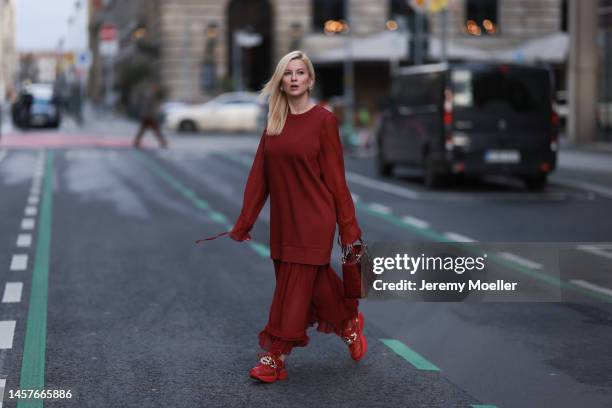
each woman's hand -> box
[230,231,251,242]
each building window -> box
[312,0,345,32]
[465,0,498,36]
[560,0,568,32]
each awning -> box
[492,33,569,63]
[308,31,568,65]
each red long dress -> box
[231,104,362,355]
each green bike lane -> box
[9,148,479,407]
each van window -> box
[393,71,444,106]
[452,68,549,114]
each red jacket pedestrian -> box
[226,51,368,383]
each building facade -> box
[89,0,568,107]
[0,0,17,101]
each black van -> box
[376,63,558,190]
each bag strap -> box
[195,231,230,244]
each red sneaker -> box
[249,353,288,383]
[342,312,367,362]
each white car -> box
[165,92,264,133]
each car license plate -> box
[31,115,46,125]
[484,150,520,163]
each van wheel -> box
[377,137,394,176]
[524,174,547,191]
[377,153,394,177]
[424,155,444,188]
[179,120,197,133]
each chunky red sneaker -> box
[249,353,288,383]
[342,312,367,361]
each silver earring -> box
[280,86,283,92]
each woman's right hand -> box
[230,231,251,242]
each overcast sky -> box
[16,0,89,52]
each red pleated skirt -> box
[259,260,359,355]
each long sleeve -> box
[318,113,362,246]
[230,131,269,241]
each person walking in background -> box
[198,50,367,383]
[132,81,168,148]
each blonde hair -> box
[259,50,316,135]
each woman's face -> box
[281,59,313,97]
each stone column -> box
[568,0,598,143]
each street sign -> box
[99,23,119,57]
[76,51,92,69]
[99,23,117,41]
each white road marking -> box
[25,206,38,216]
[401,215,430,229]
[367,203,392,214]
[21,218,35,230]
[443,232,477,242]
[346,172,420,200]
[27,196,39,205]
[577,244,612,261]
[0,321,16,349]
[570,279,612,298]
[552,178,612,200]
[498,252,543,270]
[0,378,5,407]
[10,255,28,271]
[351,193,360,202]
[16,234,32,248]
[2,282,23,303]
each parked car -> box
[377,63,558,190]
[11,83,61,129]
[165,92,263,133]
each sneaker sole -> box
[353,313,367,362]
[250,369,288,383]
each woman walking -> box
[228,50,367,383]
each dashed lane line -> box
[16,234,32,248]
[366,203,392,214]
[9,255,28,271]
[27,196,39,205]
[443,232,477,243]
[577,244,612,261]
[2,282,23,303]
[0,321,16,349]
[569,279,612,298]
[497,252,543,270]
[0,378,5,408]
[401,215,429,229]
[346,171,421,200]
[25,206,38,217]
[20,218,35,230]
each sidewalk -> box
[552,136,612,198]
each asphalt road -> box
[0,119,611,408]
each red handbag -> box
[340,238,370,299]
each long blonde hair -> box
[260,50,316,136]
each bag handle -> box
[195,231,230,244]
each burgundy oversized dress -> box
[230,104,362,355]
